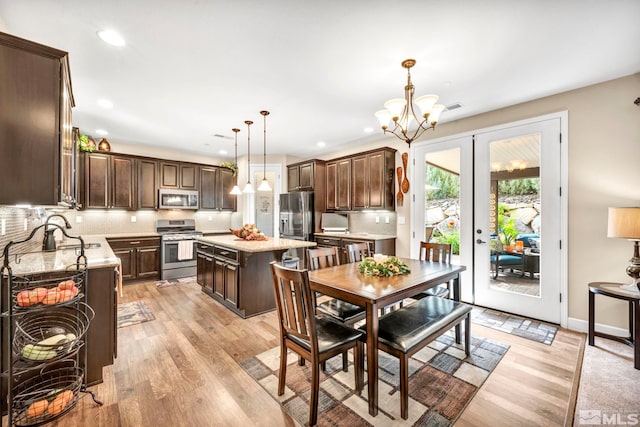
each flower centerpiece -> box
[230,224,267,241]
[358,254,410,277]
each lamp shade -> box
[607,207,640,239]
[384,98,406,119]
[375,110,392,128]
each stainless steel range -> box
[157,219,203,280]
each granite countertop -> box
[314,232,397,240]
[102,232,160,239]
[3,236,119,276]
[197,235,316,253]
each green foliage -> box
[497,204,519,245]
[77,134,95,152]
[218,161,238,176]
[425,165,459,200]
[433,231,460,255]
[498,178,539,196]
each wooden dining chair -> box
[344,242,371,263]
[412,242,453,299]
[306,247,366,371]
[270,261,364,427]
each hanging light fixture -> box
[229,128,242,195]
[242,120,255,194]
[374,58,445,146]
[257,110,272,192]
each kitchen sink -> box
[58,242,102,250]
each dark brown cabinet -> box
[0,32,76,206]
[351,149,396,210]
[200,166,236,211]
[287,160,324,191]
[161,162,198,190]
[84,266,118,386]
[326,158,352,211]
[198,243,239,308]
[107,237,160,283]
[80,153,135,210]
[137,159,158,209]
[196,243,214,294]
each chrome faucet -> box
[42,214,72,251]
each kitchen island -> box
[196,235,316,318]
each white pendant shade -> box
[415,94,439,116]
[429,104,446,124]
[230,185,242,195]
[243,182,255,194]
[383,98,406,119]
[374,110,392,128]
[258,178,272,192]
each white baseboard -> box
[568,317,630,337]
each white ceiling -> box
[1,1,639,160]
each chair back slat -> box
[344,242,371,263]
[270,262,317,347]
[306,247,341,271]
[419,242,452,264]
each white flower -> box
[373,254,389,264]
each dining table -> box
[308,257,467,417]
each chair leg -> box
[309,362,320,427]
[298,356,305,366]
[342,350,349,372]
[354,342,364,394]
[278,345,287,396]
[400,354,409,420]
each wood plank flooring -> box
[7,279,584,427]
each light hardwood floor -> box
[27,279,583,427]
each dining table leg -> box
[366,302,379,416]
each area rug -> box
[155,276,197,288]
[573,337,640,426]
[117,300,155,328]
[240,331,509,426]
[471,307,557,345]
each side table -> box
[523,252,540,279]
[588,282,640,369]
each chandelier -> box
[375,59,445,146]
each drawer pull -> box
[130,241,141,244]
[219,251,229,256]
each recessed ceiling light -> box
[95,129,108,136]
[97,99,113,108]
[97,30,126,47]
[364,127,373,133]
[219,150,228,155]
[317,141,326,147]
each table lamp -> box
[607,207,640,292]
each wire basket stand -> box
[1,223,103,426]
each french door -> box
[412,113,566,324]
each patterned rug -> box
[471,307,557,345]
[240,331,509,426]
[117,300,155,328]
[155,276,198,288]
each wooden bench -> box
[372,296,472,419]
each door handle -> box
[476,239,487,244]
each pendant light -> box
[242,120,255,194]
[257,110,272,192]
[229,128,242,195]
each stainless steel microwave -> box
[158,189,199,209]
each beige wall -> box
[396,73,640,328]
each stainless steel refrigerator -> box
[279,191,314,241]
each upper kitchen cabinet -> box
[0,32,76,206]
[137,159,158,209]
[351,148,396,210]
[326,158,351,211]
[200,166,236,211]
[79,152,135,210]
[160,161,198,190]
[287,160,325,192]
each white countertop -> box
[197,235,316,253]
[3,236,119,276]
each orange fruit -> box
[29,288,48,304]
[58,289,75,302]
[17,290,31,307]
[42,289,59,305]
[27,399,48,417]
[57,280,76,291]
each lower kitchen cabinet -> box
[107,237,160,283]
[84,266,118,386]
[196,241,285,318]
